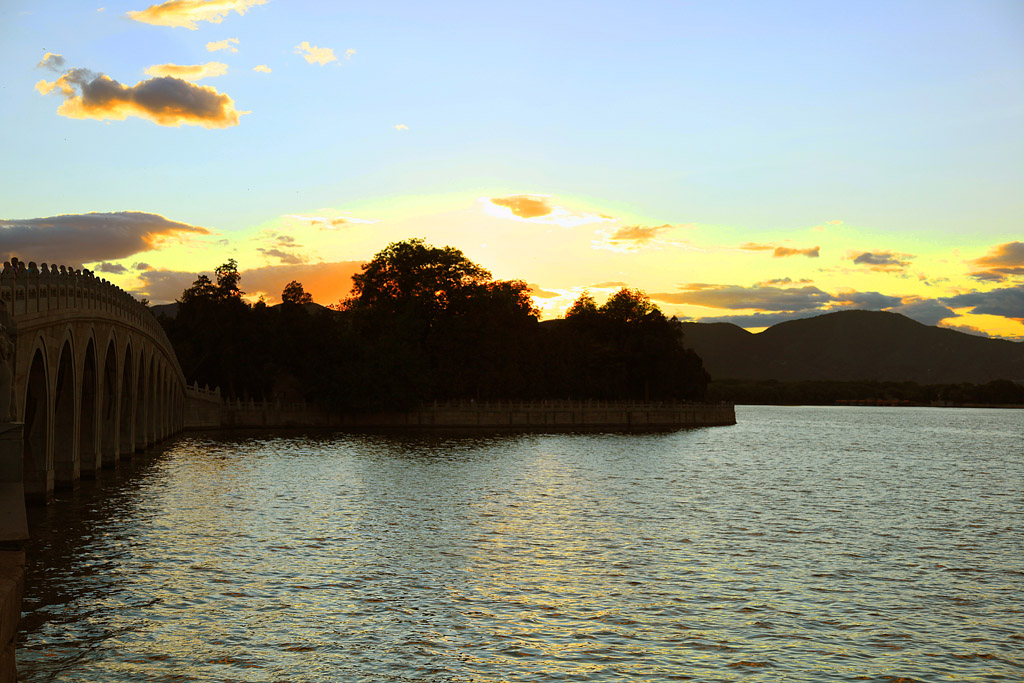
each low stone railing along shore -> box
[184,395,737,430]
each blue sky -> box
[2,0,1022,336]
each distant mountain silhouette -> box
[682,310,1024,384]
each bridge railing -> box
[1,257,167,344]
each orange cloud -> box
[969,241,1024,282]
[144,61,227,81]
[485,195,612,228]
[295,42,337,65]
[490,195,553,218]
[36,64,246,128]
[0,211,210,265]
[127,0,267,29]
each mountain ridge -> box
[682,309,1024,385]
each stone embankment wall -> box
[185,398,736,430]
[0,424,26,683]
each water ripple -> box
[18,407,1024,682]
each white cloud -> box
[295,41,337,65]
[206,38,239,53]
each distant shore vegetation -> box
[708,378,1024,407]
[159,238,710,409]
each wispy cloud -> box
[257,247,307,265]
[651,284,833,311]
[94,262,128,274]
[253,64,271,73]
[592,224,693,253]
[282,213,377,230]
[1,211,210,265]
[740,242,820,258]
[295,42,337,65]
[145,61,227,81]
[527,284,560,299]
[127,0,267,29]
[36,53,66,71]
[345,48,357,60]
[206,38,239,53]
[968,241,1024,282]
[394,123,408,131]
[850,250,914,272]
[35,58,246,128]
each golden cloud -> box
[127,0,267,29]
[345,48,357,60]
[490,195,552,218]
[295,41,337,65]
[968,241,1024,282]
[253,64,272,73]
[36,65,246,128]
[1,211,210,265]
[206,38,239,52]
[394,124,409,131]
[485,195,611,228]
[145,61,228,81]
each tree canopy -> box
[157,241,710,409]
[282,280,313,305]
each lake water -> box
[17,406,1024,682]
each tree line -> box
[158,239,710,409]
[707,378,1024,406]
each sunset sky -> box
[2,0,1022,338]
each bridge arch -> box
[100,336,118,468]
[79,336,99,479]
[53,337,77,489]
[22,344,49,497]
[1,259,188,501]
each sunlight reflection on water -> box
[18,406,1024,682]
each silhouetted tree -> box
[215,259,243,300]
[282,280,313,305]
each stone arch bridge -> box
[1,258,186,501]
